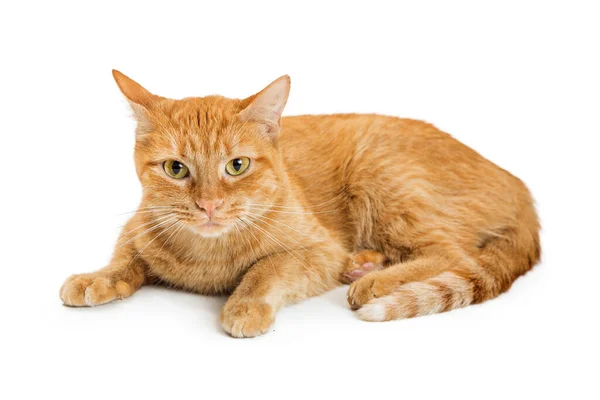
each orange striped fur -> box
[59,71,541,336]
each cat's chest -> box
[146,242,255,295]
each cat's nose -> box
[196,199,223,219]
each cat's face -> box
[113,71,290,238]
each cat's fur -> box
[59,71,541,337]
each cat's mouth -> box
[190,218,233,237]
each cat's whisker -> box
[241,217,324,282]
[246,203,317,210]
[240,217,301,255]
[137,210,194,217]
[136,207,178,211]
[235,219,281,279]
[244,211,317,240]
[242,213,324,268]
[250,190,347,211]
[115,210,193,230]
[127,218,181,270]
[117,206,177,216]
[117,213,176,238]
[246,207,340,215]
[239,217,298,265]
[129,210,176,216]
[137,205,176,210]
[239,217,320,281]
[115,216,178,251]
[118,212,170,230]
[151,220,186,266]
[119,211,183,221]
[257,186,346,207]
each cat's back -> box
[282,113,407,143]
[280,113,419,169]
[280,113,495,176]
[279,113,528,211]
[281,113,456,153]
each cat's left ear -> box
[238,75,291,140]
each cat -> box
[59,70,541,337]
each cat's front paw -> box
[60,273,134,307]
[220,299,275,338]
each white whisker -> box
[247,207,339,215]
[151,220,186,265]
[239,217,320,281]
[115,216,178,251]
[127,219,181,269]
[244,211,317,240]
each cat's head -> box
[113,70,291,238]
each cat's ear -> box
[238,75,291,140]
[112,69,160,135]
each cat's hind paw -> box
[341,250,387,283]
[60,273,134,307]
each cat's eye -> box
[163,160,189,179]
[225,157,251,176]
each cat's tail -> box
[356,268,494,321]
[356,221,541,322]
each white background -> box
[1,1,599,399]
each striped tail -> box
[356,223,541,322]
[357,271,476,321]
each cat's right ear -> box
[112,69,159,135]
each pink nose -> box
[196,199,223,219]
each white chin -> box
[191,222,230,237]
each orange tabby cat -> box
[59,70,541,337]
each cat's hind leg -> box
[340,250,388,283]
[347,228,539,321]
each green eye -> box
[163,160,189,179]
[225,157,250,176]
